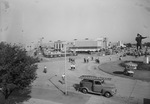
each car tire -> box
[82,88,88,94]
[104,92,111,98]
[130,73,133,77]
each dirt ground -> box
[5,54,150,104]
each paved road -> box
[20,54,150,104]
[85,55,150,104]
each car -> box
[124,62,137,77]
[78,75,117,98]
[124,69,134,77]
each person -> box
[43,65,47,73]
[91,56,93,61]
[109,57,111,61]
[134,50,138,58]
[135,33,147,50]
[71,63,75,70]
[69,58,71,62]
[84,58,86,63]
[87,57,89,63]
[58,73,65,84]
[62,74,65,82]
[119,56,122,60]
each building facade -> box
[70,37,108,52]
[54,40,66,51]
[109,41,126,48]
[35,37,108,53]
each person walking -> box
[61,73,65,84]
[71,63,75,70]
[43,65,47,73]
[135,33,147,50]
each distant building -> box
[54,40,66,51]
[34,37,108,53]
[42,42,54,48]
[70,37,108,52]
[109,41,126,48]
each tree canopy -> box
[0,42,38,99]
[143,42,150,47]
[124,43,132,48]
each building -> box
[108,41,126,48]
[34,37,108,53]
[70,38,108,52]
[42,42,54,49]
[53,40,65,51]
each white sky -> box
[0,0,150,45]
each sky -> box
[0,0,150,46]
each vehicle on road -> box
[123,67,134,77]
[124,62,137,77]
[78,75,117,98]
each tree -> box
[124,43,132,48]
[0,42,38,100]
[143,42,150,47]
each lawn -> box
[99,60,150,82]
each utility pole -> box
[64,44,68,95]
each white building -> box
[34,37,108,53]
[54,40,66,51]
[70,37,108,52]
[109,41,126,48]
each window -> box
[95,81,101,85]
[88,80,93,83]
[83,79,93,83]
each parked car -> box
[124,68,134,77]
[124,62,137,77]
[78,75,117,98]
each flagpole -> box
[64,44,67,95]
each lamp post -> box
[64,44,67,95]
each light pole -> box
[64,44,67,95]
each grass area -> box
[119,61,150,71]
[100,60,150,82]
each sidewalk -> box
[23,98,62,104]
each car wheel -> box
[104,92,111,98]
[130,73,133,77]
[82,88,88,94]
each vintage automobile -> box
[124,62,137,77]
[78,75,117,98]
[123,67,134,76]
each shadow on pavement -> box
[73,84,80,91]
[48,79,65,94]
[73,84,102,96]
[113,71,124,74]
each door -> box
[93,80,103,92]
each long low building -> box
[34,37,108,54]
[70,38,108,52]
